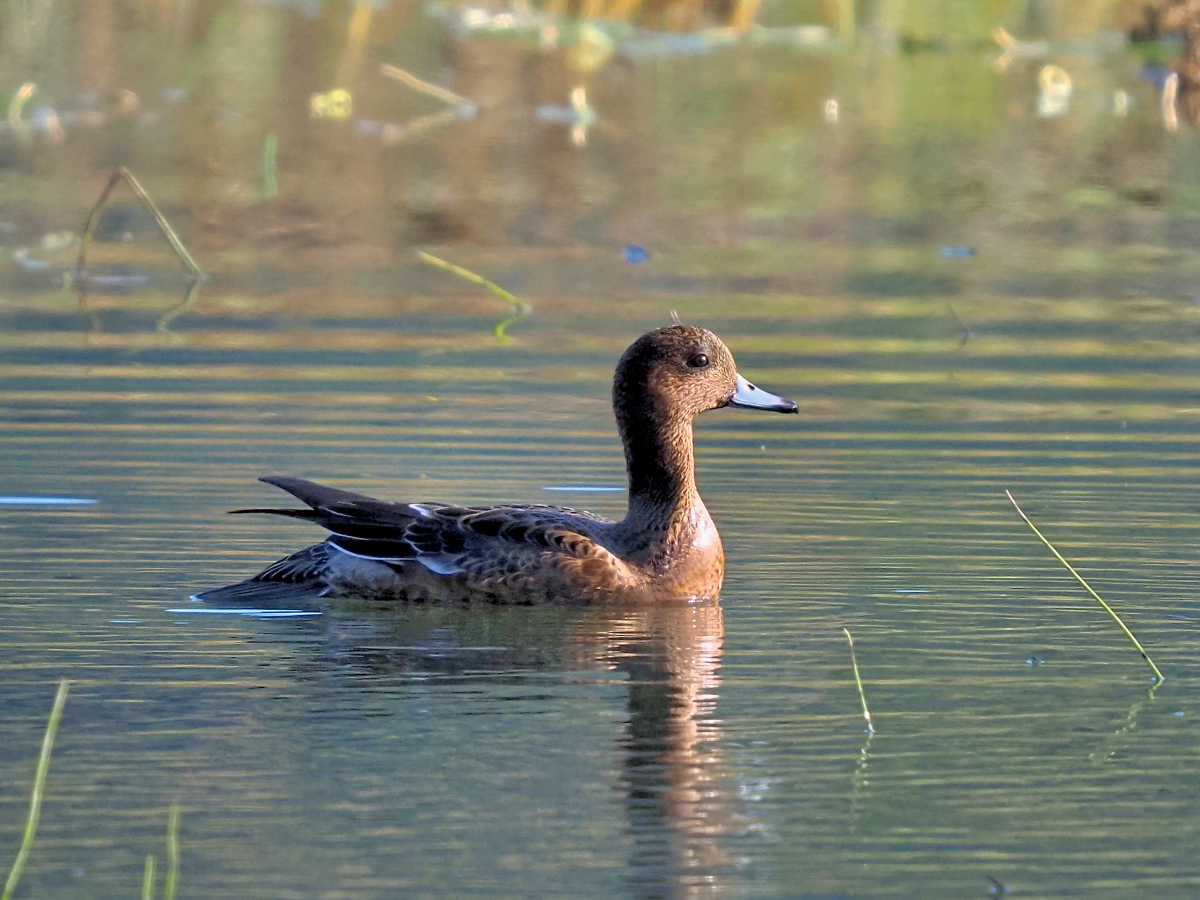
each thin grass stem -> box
[141,854,156,900]
[842,628,874,734]
[3,679,70,900]
[163,802,180,900]
[262,133,278,199]
[77,167,203,279]
[380,63,473,108]
[1005,490,1164,684]
[418,250,531,343]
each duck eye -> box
[687,353,710,369]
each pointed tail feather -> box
[190,579,326,607]
[229,507,321,520]
[192,544,330,606]
[258,475,379,510]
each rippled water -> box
[4,4,1200,899]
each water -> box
[4,4,1200,898]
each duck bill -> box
[728,373,799,414]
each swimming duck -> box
[197,326,797,605]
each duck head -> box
[613,325,798,423]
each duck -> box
[196,325,797,605]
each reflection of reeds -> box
[418,250,532,343]
[156,279,203,338]
[2,679,69,900]
[1005,491,1164,685]
[77,167,203,279]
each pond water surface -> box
[3,4,1200,899]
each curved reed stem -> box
[1005,490,1163,685]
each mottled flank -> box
[197,326,796,604]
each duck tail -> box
[257,475,378,510]
[191,544,331,606]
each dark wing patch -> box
[255,543,330,583]
[234,478,618,569]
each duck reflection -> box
[316,598,735,898]
[584,601,733,900]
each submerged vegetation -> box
[2,682,182,900]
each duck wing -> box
[236,476,617,571]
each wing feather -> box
[234,477,617,570]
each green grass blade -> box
[1005,490,1164,685]
[842,628,875,734]
[141,854,156,900]
[417,250,531,344]
[163,803,180,900]
[3,679,70,900]
[262,133,278,199]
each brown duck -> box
[197,326,797,605]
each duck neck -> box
[618,406,702,531]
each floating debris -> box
[7,81,36,139]
[568,21,616,72]
[618,27,739,59]
[11,247,52,273]
[992,26,1050,71]
[380,62,476,112]
[1163,71,1180,133]
[822,98,839,124]
[427,1,553,38]
[535,86,596,146]
[1036,65,1072,118]
[937,246,975,259]
[623,244,649,264]
[374,63,478,146]
[76,271,152,293]
[13,231,78,276]
[310,88,353,120]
